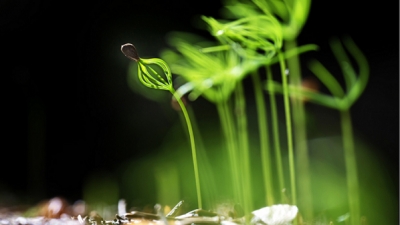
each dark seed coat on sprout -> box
[121,43,140,62]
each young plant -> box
[121,43,203,209]
[162,39,264,216]
[121,0,369,224]
[265,36,369,225]
[159,0,318,220]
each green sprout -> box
[203,2,315,216]
[121,43,203,209]
[161,39,261,216]
[253,0,313,218]
[121,44,173,91]
[160,0,317,218]
[120,0,372,224]
[266,36,369,225]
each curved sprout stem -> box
[171,89,202,209]
[121,44,202,209]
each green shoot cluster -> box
[121,0,369,224]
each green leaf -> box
[137,58,173,91]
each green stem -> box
[178,105,218,209]
[216,97,242,204]
[340,109,360,225]
[265,65,286,203]
[171,90,202,209]
[278,51,296,205]
[285,40,313,220]
[234,82,253,216]
[251,71,274,206]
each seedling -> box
[121,0,371,224]
[121,43,203,209]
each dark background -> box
[1,0,398,214]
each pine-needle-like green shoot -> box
[121,43,203,209]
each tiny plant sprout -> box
[120,0,372,222]
[121,43,173,91]
[121,43,202,209]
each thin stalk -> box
[278,51,296,205]
[234,82,253,217]
[177,104,218,209]
[265,65,286,203]
[216,96,242,204]
[340,109,360,225]
[251,71,274,206]
[171,90,202,209]
[285,40,313,220]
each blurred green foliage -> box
[119,0,397,224]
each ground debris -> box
[0,199,245,225]
[1,199,299,225]
[0,215,81,225]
